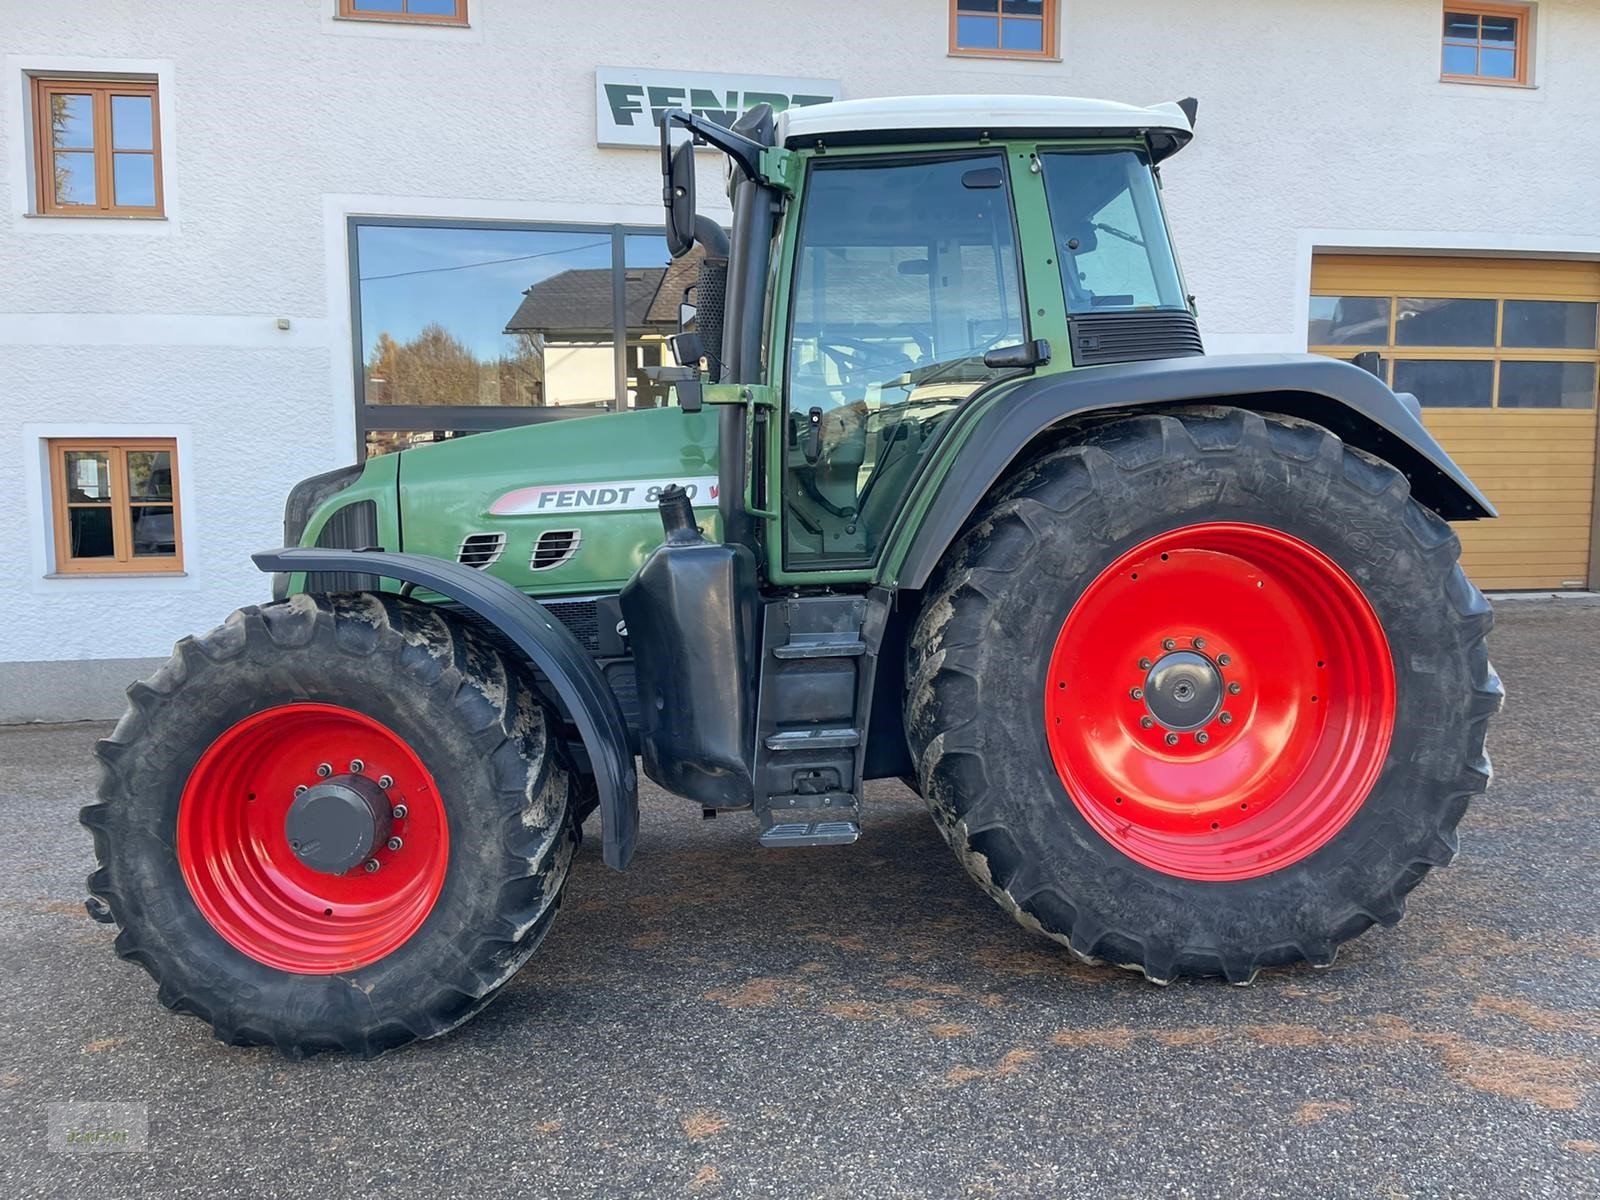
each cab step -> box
[758,793,862,847]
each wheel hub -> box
[284,773,393,876]
[1143,650,1222,731]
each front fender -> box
[889,353,1496,590]
[252,547,639,870]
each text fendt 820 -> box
[82,95,1505,1057]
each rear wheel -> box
[82,592,577,1056]
[906,408,1503,982]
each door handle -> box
[804,406,824,464]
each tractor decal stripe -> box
[489,477,720,517]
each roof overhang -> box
[776,95,1196,161]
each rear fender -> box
[252,547,639,869]
[892,353,1496,590]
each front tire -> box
[81,592,577,1057]
[906,408,1503,983]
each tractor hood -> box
[393,406,720,597]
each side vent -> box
[457,531,506,569]
[1068,310,1204,366]
[530,529,581,571]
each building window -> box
[48,439,183,574]
[337,0,469,25]
[1442,4,1532,85]
[1309,294,1598,410]
[349,218,705,458]
[950,0,1057,58]
[31,77,162,217]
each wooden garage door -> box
[1310,255,1600,590]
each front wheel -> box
[82,592,577,1057]
[906,408,1504,983]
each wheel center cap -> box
[284,774,392,876]
[1144,650,1223,732]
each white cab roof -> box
[776,95,1195,160]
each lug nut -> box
[1163,639,1176,651]
[350,759,364,774]
[316,763,332,778]
[1228,682,1242,695]
[1193,637,1206,650]
[1196,731,1210,745]
[378,774,394,790]
[1130,687,1144,700]
[1220,712,1234,725]
[386,836,403,852]
[1140,716,1154,729]
[391,804,408,820]
[364,859,380,873]
[1218,654,1231,667]
[1165,733,1179,746]
[294,784,307,796]
[1139,658,1152,670]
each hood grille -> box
[531,529,581,571]
[458,532,506,569]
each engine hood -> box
[395,406,721,596]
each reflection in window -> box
[622,235,707,409]
[1393,360,1494,407]
[1499,362,1598,410]
[1308,296,1392,346]
[1394,298,1496,346]
[1502,301,1599,350]
[356,223,614,412]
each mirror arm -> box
[658,109,766,182]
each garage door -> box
[1310,255,1600,590]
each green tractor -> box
[82,95,1504,1057]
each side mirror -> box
[667,331,705,368]
[664,139,697,259]
[678,301,697,332]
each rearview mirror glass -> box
[666,139,697,259]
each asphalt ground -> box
[1,601,1597,1199]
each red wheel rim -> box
[1044,522,1395,881]
[177,703,448,973]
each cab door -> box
[768,150,1030,580]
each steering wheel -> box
[817,334,927,392]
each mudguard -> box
[893,353,1497,590]
[252,547,639,870]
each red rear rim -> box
[1044,522,1395,882]
[177,703,448,973]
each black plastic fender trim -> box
[895,353,1497,591]
[252,547,639,870]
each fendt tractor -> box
[82,95,1504,1057]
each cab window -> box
[783,153,1025,567]
[1040,149,1186,313]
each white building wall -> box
[2,0,1598,717]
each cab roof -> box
[775,94,1196,161]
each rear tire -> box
[81,592,577,1057]
[906,408,1503,983]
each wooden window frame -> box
[1440,3,1534,87]
[949,0,1058,60]
[31,76,163,218]
[48,438,184,575]
[337,0,469,26]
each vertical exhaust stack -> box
[619,487,760,809]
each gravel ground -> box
[1,601,1597,1199]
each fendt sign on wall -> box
[595,67,841,148]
